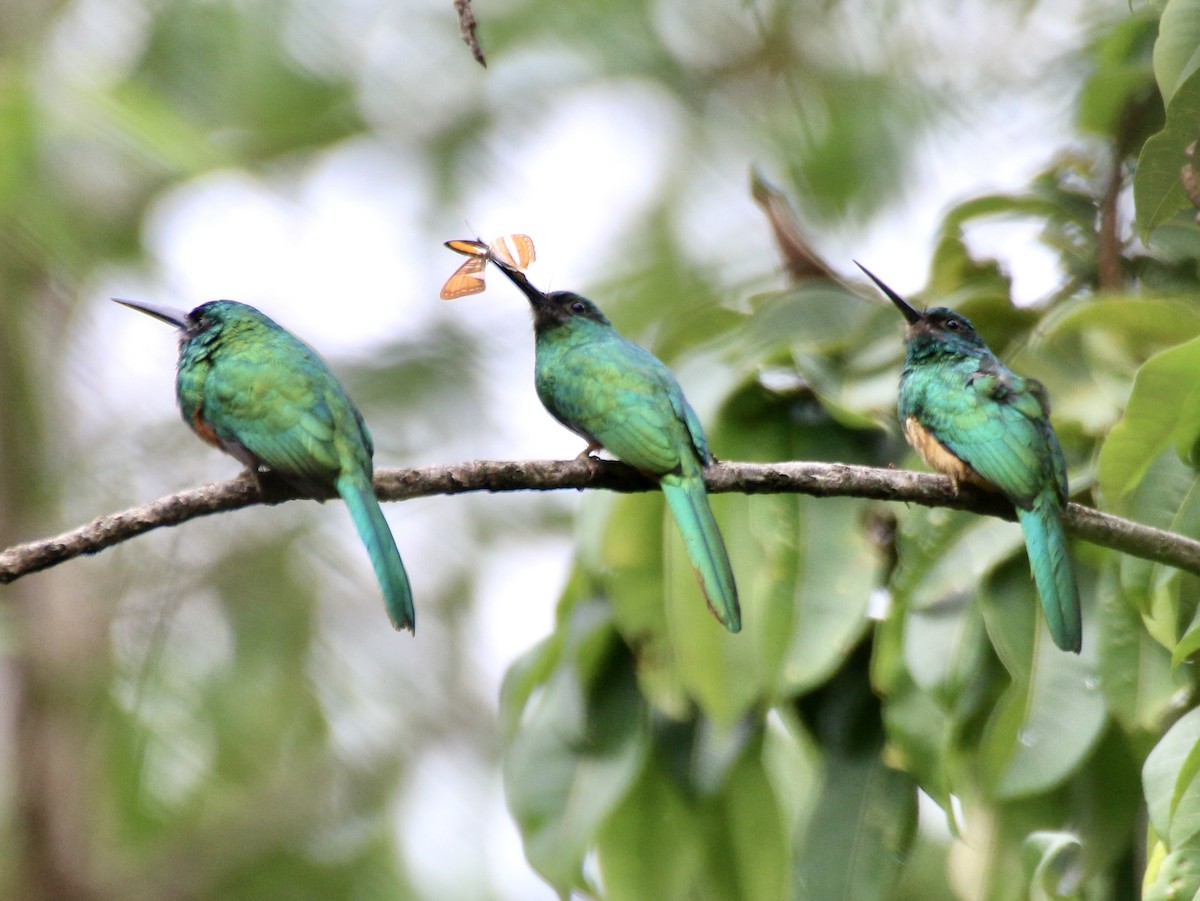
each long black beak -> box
[854,262,923,324]
[112,298,190,329]
[489,255,554,310]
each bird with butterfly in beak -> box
[484,255,741,633]
[857,264,1081,653]
[113,298,415,632]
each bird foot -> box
[575,444,603,461]
[251,468,298,505]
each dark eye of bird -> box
[945,319,961,331]
[570,301,587,314]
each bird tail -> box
[338,471,415,632]
[1016,492,1080,653]
[660,469,741,633]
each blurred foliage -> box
[7,0,1200,899]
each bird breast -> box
[903,417,996,493]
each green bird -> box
[114,298,415,632]
[858,264,1081,652]
[488,258,740,632]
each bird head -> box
[854,262,987,353]
[489,257,611,331]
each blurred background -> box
[0,0,1178,898]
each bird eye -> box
[570,301,587,314]
[945,319,961,330]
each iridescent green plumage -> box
[491,262,740,632]
[114,298,415,632]
[860,265,1081,653]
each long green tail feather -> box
[1016,492,1080,653]
[660,470,741,632]
[338,471,415,632]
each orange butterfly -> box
[439,250,488,299]
[440,234,535,299]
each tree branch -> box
[2,458,1197,584]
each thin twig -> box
[1,459,1197,583]
[453,0,486,67]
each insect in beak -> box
[440,234,536,299]
[439,251,488,299]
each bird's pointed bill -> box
[855,262,923,324]
[490,254,555,310]
[112,297,190,329]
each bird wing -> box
[202,347,348,484]
[677,393,712,464]
[541,336,697,476]
[917,358,1064,508]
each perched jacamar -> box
[487,258,741,632]
[858,265,1082,653]
[113,298,415,632]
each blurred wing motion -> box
[440,234,535,299]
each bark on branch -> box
[1,458,1196,584]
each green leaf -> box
[901,600,987,697]
[1022,831,1083,901]
[1009,295,1200,443]
[1039,296,1200,358]
[1096,562,1181,736]
[1154,0,1200,105]
[739,283,878,357]
[721,744,790,901]
[597,489,687,712]
[775,495,876,691]
[892,506,1025,617]
[1144,846,1200,901]
[1115,450,1200,649]
[498,604,572,740]
[658,489,787,723]
[1173,602,1200,666]
[597,736,788,901]
[501,602,650,893]
[595,758,702,900]
[1077,8,1157,136]
[793,753,917,900]
[979,658,1105,802]
[761,705,820,840]
[1144,706,1200,844]
[1097,335,1200,503]
[978,563,1107,800]
[1134,65,1200,239]
[1072,729,1149,881]
[1171,740,1200,847]
[877,672,955,809]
